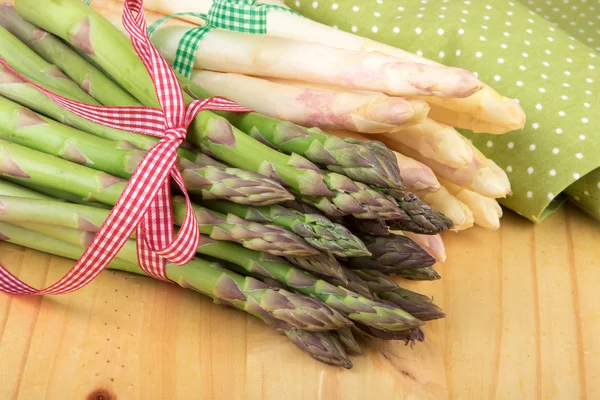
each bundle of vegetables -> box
[0,0,455,368]
[106,0,522,235]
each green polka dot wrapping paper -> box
[285,0,600,223]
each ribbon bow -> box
[0,0,250,295]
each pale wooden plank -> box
[494,212,540,400]
[566,207,600,400]
[441,224,503,399]
[534,209,584,400]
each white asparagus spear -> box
[267,78,431,131]
[325,129,441,193]
[415,187,474,232]
[422,101,524,135]
[438,179,503,230]
[375,119,473,168]
[150,25,483,98]
[125,0,524,134]
[388,142,511,198]
[396,231,447,263]
[189,70,419,133]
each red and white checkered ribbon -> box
[0,0,251,295]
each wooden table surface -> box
[0,205,599,400]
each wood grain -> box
[0,205,599,400]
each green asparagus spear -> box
[314,269,373,300]
[284,329,352,368]
[345,234,436,273]
[179,75,402,189]
[397,267,441,281]
[384,189,454,234]
[377,288,446,321]
[0,176,111,209]
[351,270,400,293]
[0,4,138,106]
[354,324,425,344]
[0,25,98,104]
[0,140,317,256]
[199,200,369,257]
[0,178,53,200]
[341,216,390,237]
[333,326,364,356]
[284,252,348,283]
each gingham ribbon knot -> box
[165,127,187,141]
[0,0,251,296]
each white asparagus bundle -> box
[128,0,525,134]
[385,140,511,198]
[189,70,424,133]
[399,231,447,263]
[150,25,483,98]
[325,129,441,193]
[439,179,503,230]
[376,119,473,168]
[415,187,474,232]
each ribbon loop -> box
[0,0,251,296]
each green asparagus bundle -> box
[0,185,437,336]
[0,140,317,257]
[13,214,423,334]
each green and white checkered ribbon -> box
[150,0,300,77]
[147,12,212,77]
[206,0,297,35]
